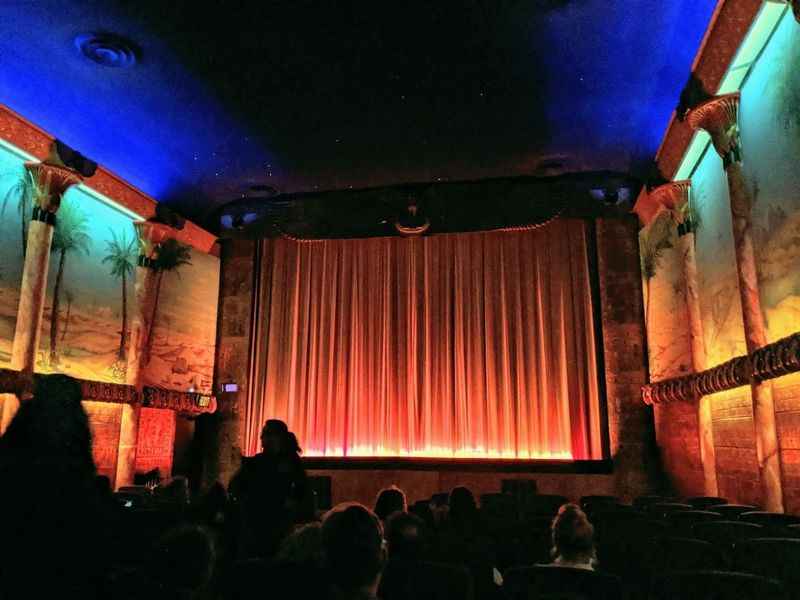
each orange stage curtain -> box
[244,219,604,460]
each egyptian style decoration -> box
[126,221,176,389]
[643,332,800,405]
[686,89,783,512]
[687,93,741,168]
[0,156,84,432]
[642,354,752,405]
[0,367,215,415]
[25,161,83,216]
[751,331,800,381]
[643,179,717,494]
[647,181,692,224]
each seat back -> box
[733,537,800,595]
[580,496,618,509]
[691,521,765,550]
[665,510,722,537]
[648,537,726,573]
[521,494,570,518]
[504,565,621,600]
[480,492,514,517]
[707,504,758,519]
[503,479,538,498]
[649,569,784,600]
[595,514,665,544]
[594,516,665,576]
[686,496,727,510]
[647,502,693,520]
[633,495,674,511]
[226,560,331,600]
[738,511,800,535]
[380,560,474,600]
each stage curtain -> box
[244,219,604,460]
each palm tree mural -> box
[48,198,91,365]
[60,289,74,343]
[1,168,48,260]
[102,229,137,361]
[144,237,192,365]
[640,211,675,330]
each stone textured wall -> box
[775,375,800,514]
[199,238,256,489]
[595,217,662,498]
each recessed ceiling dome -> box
[74,32,140,68]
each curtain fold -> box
[244,219,604,460]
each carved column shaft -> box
[728,162,783,511]
[688,93,783,512]
[681,231,718,496]
[115,221,175,489]
[1,162,81,433]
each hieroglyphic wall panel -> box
[134,407,176,478]
[83,400,122,486]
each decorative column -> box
[648,180,718,496]
[114,221,175,488]
[0,161,82,432]
[688,92,783,512]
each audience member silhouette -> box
[229,419,308,558]
[432,486,500,599]
[323,503,386,600]
[277,522,325,567]
[375,485,408,522]
[385,511,427,562]
[549,503,596,570]
[0,374,110,598]
[147,525,217,600]
[197,481,228,526]
[449,486,479,528]
[381,511,476,600]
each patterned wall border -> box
[642,331,800,404]
[0,367,216,415]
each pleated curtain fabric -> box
[244,219,603,460]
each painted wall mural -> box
[739,14,800,344]
[0,113,219,485]
[141,247,220,396]
[691,148,747,368]
[1,170,222,396]
[0,142,29,368]
[643,9,800,511]
[35,186,137,383]
[639,212,692,381]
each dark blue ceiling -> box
[0,1,717,224]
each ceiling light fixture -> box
[74,32,140,68]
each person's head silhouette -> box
[260,419,289,455]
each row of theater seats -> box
[108,484,800,599]
[500,494,800,599]
[404,491,800,599]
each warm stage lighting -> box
[302,446,573,460]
